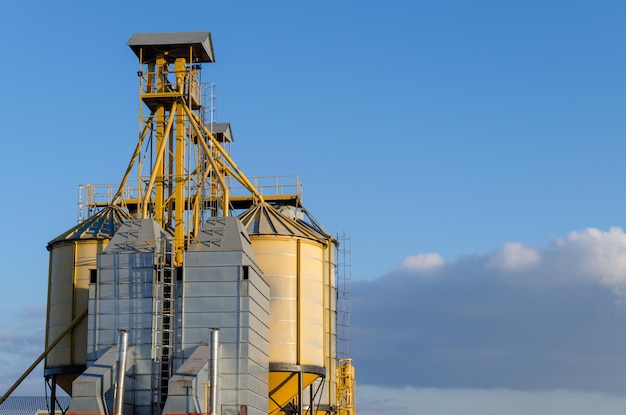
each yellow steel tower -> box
[113,32,263,265]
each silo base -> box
[269,363,325,414]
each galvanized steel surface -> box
[209,329,219,415]
[91,219,170,415]
[183,217,270,415]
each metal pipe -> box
[297,371,303,415]
[113,330,129,415]
[49,375,57,415]
[209,328,220,415]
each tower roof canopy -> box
[127,31,215,62]
[209,122,234,143]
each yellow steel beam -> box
[112,113,155,205]
[186,109,264,203]
[183,104,230,215]
[141,102,176,219]
[191,154,214,238]
[174,96,186,264]
[154,55,168,224]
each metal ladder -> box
[152,238,175,412]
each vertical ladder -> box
[152,238,175,412]
[337,232,352,358]
[336,233,355,415]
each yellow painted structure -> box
[255,236,325,366]
[44,206,131,394]
[336,359,356,415]
[46,239,101,394]
[239,203,340,414]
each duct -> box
[66,347,116,415]
[113,331,129,415]
[161,345,209,415]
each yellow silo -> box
[44,206,131,394]
[239,202,336,414]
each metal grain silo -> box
[44,206,132,394]
[18,30,357,415]
[238,202,335,414]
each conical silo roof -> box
[47,205,133,249]
[238,202,328,242]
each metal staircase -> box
[336,359,356,415]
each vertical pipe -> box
[113,330,129,415]
[296,240,301,365]
[71,242,78,366]
[297,372,303,415]
[209,328,220,415]
[49,376,57,415]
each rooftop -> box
[127,31,215,62]
[0,396,71,415]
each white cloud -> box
[487,241,540,271]
[353,227,626,394]
[550,227,626,291]
[402,227,626,287]
[357,385,626,415]
[401,252,444,272]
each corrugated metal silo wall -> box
[181,218,270,415]
[46,239,108,394]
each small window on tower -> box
[90,269,97,284]
[242,266,249,280]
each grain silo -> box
[45,206,132,394]
[238,203,333,414]
[0,31,356,415]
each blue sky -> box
[2,0,626,413]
